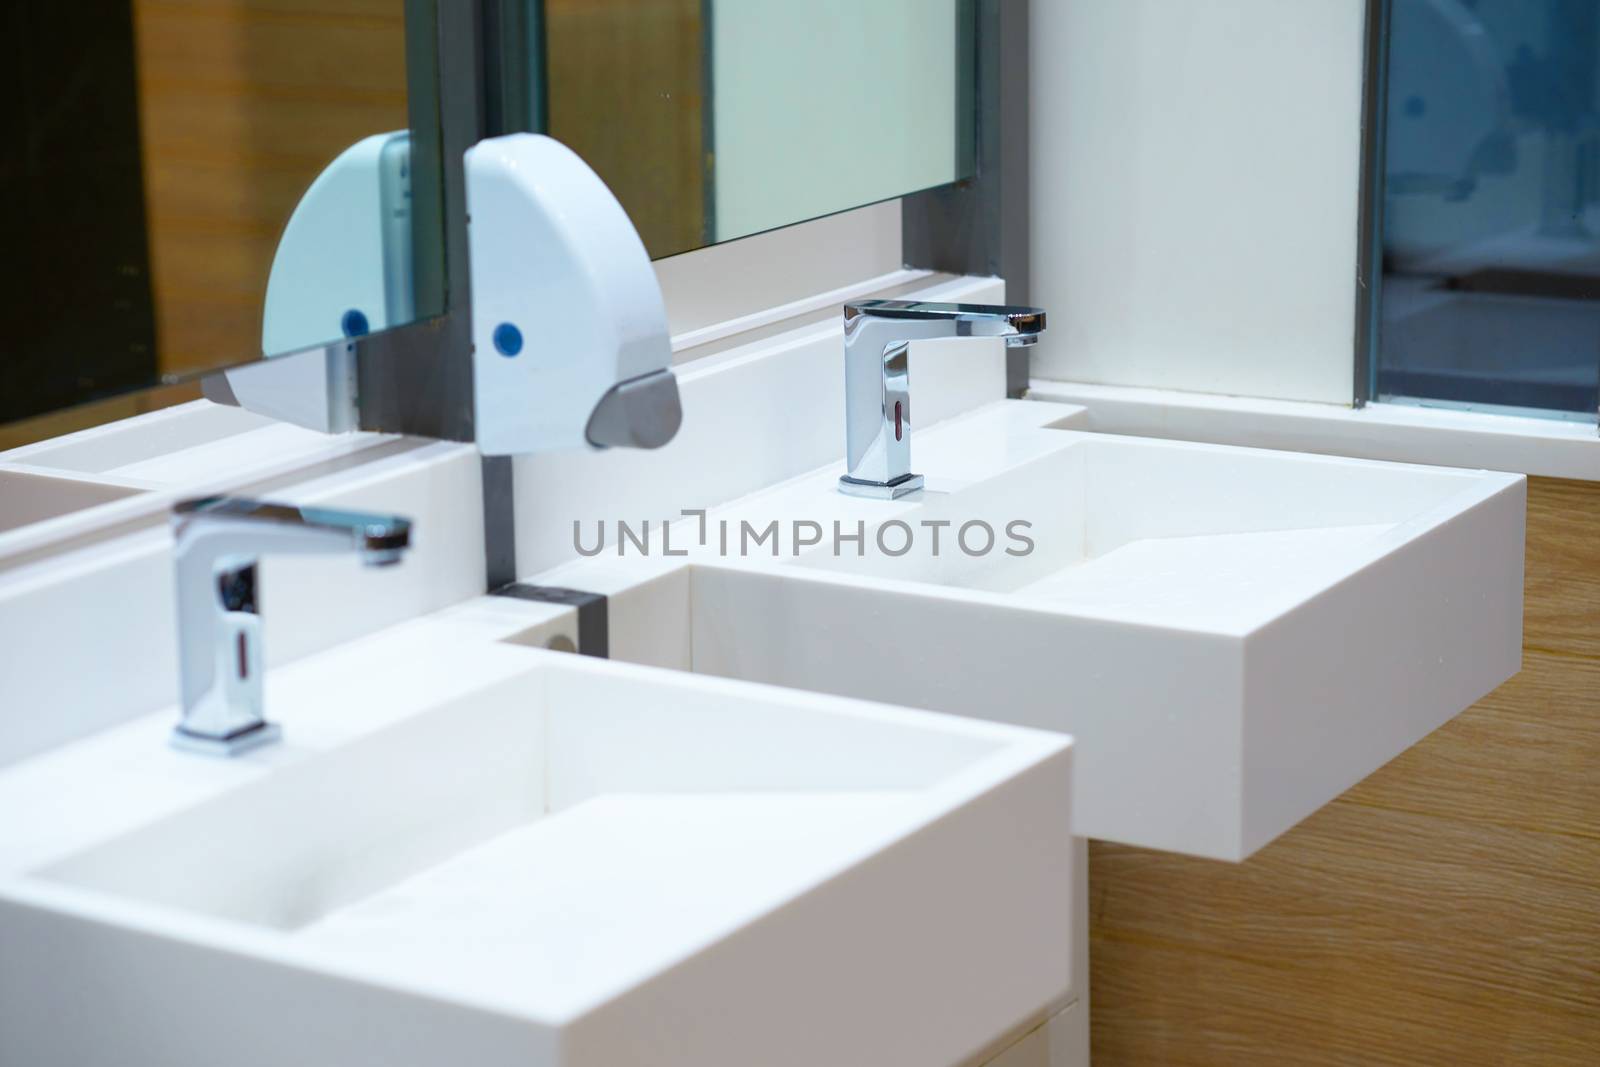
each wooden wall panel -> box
[1524,477,1600,660]
[1088,476,1600,1065]
[131,0,410,375]
[545,0,707,258]
[0,0,405,449]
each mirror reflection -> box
[2,1,443,431]
[539,0,975,259]
[1378,0,1600,415]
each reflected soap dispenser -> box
[211,130,413,435]
[464,133,683,456]
[261,130,415,359]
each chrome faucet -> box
[839,300,1046,498]
[169,497,412,756]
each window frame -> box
[1355,0,1600,429]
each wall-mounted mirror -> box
[1,1,445,442]
[531,0,976,260]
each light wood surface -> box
[132,0,410,375]
[1088,475,1600,1065]
[545,0,708,258]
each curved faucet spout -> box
[840,301,1046,499]
[170,497,413,756]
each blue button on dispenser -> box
[494,322,524,357]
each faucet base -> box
[170,720,282,758]
[838,473,925,500]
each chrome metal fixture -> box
[169,496,412,756]
[840,300,1046,499]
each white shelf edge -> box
[1027,379,1600,481]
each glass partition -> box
[1374,0,1600,419]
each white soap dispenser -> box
[464,133,682,456]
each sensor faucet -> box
[169,496,412,756]
[839,300,1046,499]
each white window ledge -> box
[1027,379,1600,482]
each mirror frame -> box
[902,0,1030,397]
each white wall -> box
[712,0,959,243]
[1029,0,1368,405]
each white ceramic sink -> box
[529,399,1526,860]
[792,433,1475,620]
[0,469,146,534]
[0,620,1074,1067]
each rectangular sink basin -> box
[531,400,1525,860]
[791,433,1490,627]
[0,629,1074,1067]
[0,468,146,534]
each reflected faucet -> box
[169,497,412,756]
[840,300,1046,499]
